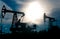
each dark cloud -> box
[47,0,60,8]
[50,8,60,18]
[2,0,22,10]
[50,8,60,26]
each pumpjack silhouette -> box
[44,13,56,27]
[43,13,60,32]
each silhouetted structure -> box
[44,13,56,28]
[43,13,60,33]
[1,5,26,33]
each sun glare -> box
[21,1,44,24]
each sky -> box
[0,0,60,33]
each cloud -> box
[50,8,60,26]
[15,0,34,2]
[0,0,12,23]
[2,0,20,10]
[47,0,60,8]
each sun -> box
[20,1,44,24]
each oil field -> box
[0,5,60,39]
[0,0,60,39]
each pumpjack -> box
[44,13,56,28]
[1,5,26,33]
